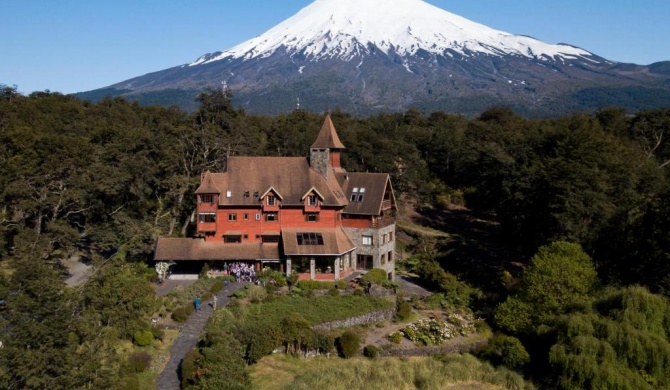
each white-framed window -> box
[267,195,276,206]
[198,213,216,223]
[362,235,373,246]
[308,195,318,206]
[228,213,237,221]
[226,190,232,198]
[305,213,319,222]
[266,213,278,222]
[255,213,261,221]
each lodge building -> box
[154,115,397,281]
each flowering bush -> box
[393,311,476,346]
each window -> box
[228,213,237,221]
[389,232,394,242]
[223,235,241,243]
[266,213,277,222]
[262,235,280,243]
[243,213,249,220]
[297,232,324,246]
[198,213,216,223]
[305,213,319,222]
[255,213,261,221]
[350,194,357,202]
[267,195,276,206]
[357,194,364,202]
[244,191,250,198]
[388,251,393,263]
[201,194,213,203]
[382,234,387,244]
[359,188,366,193]
[381,253,387,265]
[226,190,232,198]
[362,235,373,246]
[307,195,318,206]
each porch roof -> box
[154,238,280,261]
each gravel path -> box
[156,282,245,390]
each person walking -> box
[212,294,218,310]
[194,296,201,311]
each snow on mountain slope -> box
[190,0,594,66]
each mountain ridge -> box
[77,0,670,117]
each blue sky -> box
[1,0,668,95]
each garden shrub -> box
[199,263,210,278]
[126,351,152,373]
[363,345,381,358]
[180,349,202,388]
[338,330,361,358]
[479,334,530,371]
[118,374,140,390]
[353,288,364,296]
[150,325,165,341]
[396,299,412,321]
[296,280,336,291]
[171,307,189,323]
[132,330,154,347]
[388,332,402,344]
[258,269,288,287]
[360,269,388,285]
[210,278,224,294]
[313,330,335,355]
[202,292,212,301]
[328,287,340,296]
[335,280,347,289]
[247,285,267,303]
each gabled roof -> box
[260,186,284,200]
[281,228,356,256]
[301,186,325,201]
[195,171,221,194]
[340,172,395,216]
[202,157,348,207]
[310,115,346,150]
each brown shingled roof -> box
[154,238,279,261]
[281,228,356,256]
[195,171,221,194]
[310,115,346,149]
[200,157,348,207]
[341,173,394,215]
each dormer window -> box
[267,195,276,206]
[201,194,214,203]
[226,190,232,198]
[307,195,318,206]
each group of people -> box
[226,262,257,283]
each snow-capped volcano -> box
[190,0,593,66]
[80,0,670,116]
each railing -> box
[371,217,395,229]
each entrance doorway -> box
[357,255,373,270]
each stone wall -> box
[381,339,489,357]
[312,308,396,331]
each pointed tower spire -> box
[310,114,346,177]
[311,114,345,150]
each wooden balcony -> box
[381,200,393,210]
